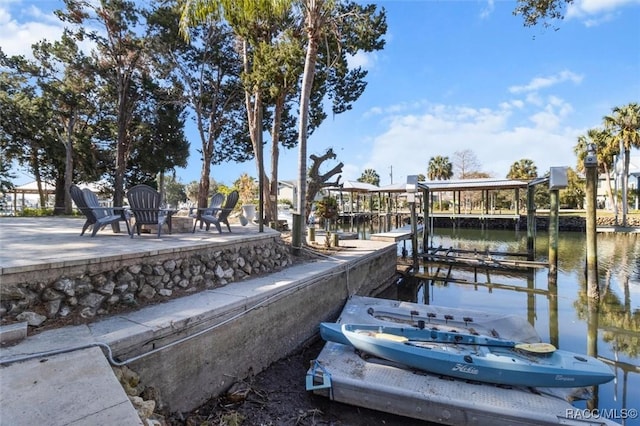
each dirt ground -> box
[169,338,435,426]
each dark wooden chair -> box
[200,190,239,233]
[70,184,129,237]
[190,192,225,232]
[126,184,173,238]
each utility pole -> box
[584,144,599,300]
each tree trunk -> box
[242,39,265,231]
[114,73,129,208]
[602,164,615,212]
[268,94,286,225]
[198,160,211,212]
[297,11,321,239]
[622,147,630,227]
[306,149,342,220]
[63,117,75,215]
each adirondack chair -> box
[190,192,225,232]
[199,190,239,233]
[70,184,128,237]
[126,184,174,238]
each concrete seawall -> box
[1,237,397,422]
[127,241,398,413]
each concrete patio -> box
[0,216,271,272]
[0,216,397,425]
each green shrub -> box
[19,208,55,217]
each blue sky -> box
[2,0,639,187]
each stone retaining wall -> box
[0,236,293,328]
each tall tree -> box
[427,155,453,210]
[132,85,190,201]
[453,149,481,179]
[258,28,305,224]
[147,4,247,213]
[57,0,148,208]
[0,151,15,194]
[181,0,292,232]
[294,0,386,242]
[29,31,99,214]
[507,158,538,212]
[180,0,386,237]
[603,103,640,227]
[0,52,67,209]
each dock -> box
[370,224,423,242]
[307,296,618,426]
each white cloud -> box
[362,99,430,118]
[509,70,584,94]
[346,100,582,184]
[347,51,378,69]
[0,3,65,58]
[567,0,640,18]
[479,0,495,20]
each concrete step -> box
[0,346,142,426]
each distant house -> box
[596,155,640,210]
[277,180,297,208]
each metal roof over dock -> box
[417,177,530,192]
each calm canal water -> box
[367,226,640,425]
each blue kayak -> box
[320,322,615,388]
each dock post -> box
[410,201,418,270]
[549,189,559,275]
[422,187,429,252]
[291,214,301,256]
[406,176,419,270]
[584,145,599,299]
[526,184,535,261]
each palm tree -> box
[506,159,538,181]
[427,156,453,180]
[506,159,538,213]
[357,168,380,186]
[574,128,618,215]
[603,103,640,227]
[427,156,453,210]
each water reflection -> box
[383,229,640,425]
